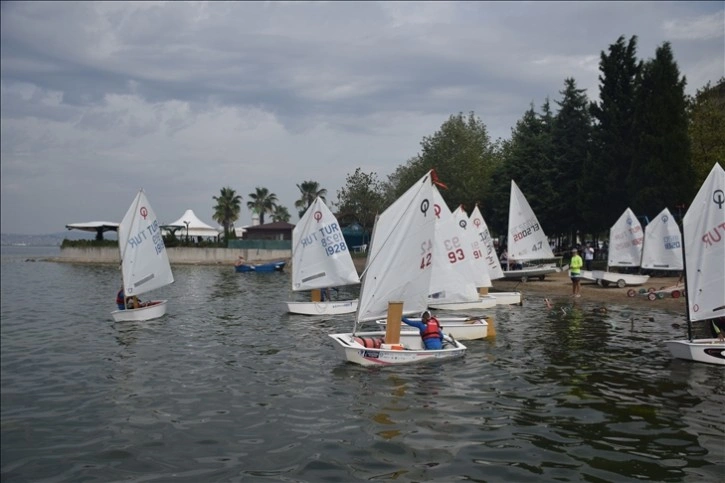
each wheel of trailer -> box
[648,287,656,293]
[672,290,681,299]
[617,279,626,288]
[539,275,546,281]
[657,292,665,299]
[627,289,636,297]
[521,275,528,282]
[639,288,647,294]
[601,280,610,288]
[647,292,657,301]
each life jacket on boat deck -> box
[422,317,442,340]
[354,336,384,349]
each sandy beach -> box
[490,270,686,312]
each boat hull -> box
[503,264,560,282]
[111,300,167,322]
[328,331,467,367]
[286,299,358,315]
[664,339,725,365]
[490,292,522,306]
[591,270,649,288]
[235,261,286,273]
[377,316,490,341]
[428,295,496,311]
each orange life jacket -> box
[422,317,441,340]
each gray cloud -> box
[1,1,722,234]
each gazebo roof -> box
[164,209,221,237]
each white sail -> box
[684,163,725,322]
[640,207,683,270]
[355,171,437,323]
[427,189,480,303]
[608,208,644,267]
[118,190,174,298]
[452,205,492,288]
[469,205,504,280]
[292,197,360,291]
[507,180,555,262]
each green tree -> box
[490,101,555,237]
[212,187,242,241]
[272,205,291,222]
[587,35,641,233]
[295,181,327,219]
[336,168,386,232]
[387,112,499,213]
[247,187,278,225]
[688,78,725,185]
[628,42,694,217]
[551,78,593,241]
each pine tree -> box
[587,35,641,233]
[628,42,694,217]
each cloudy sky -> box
[1,1,723,235]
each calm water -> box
[1,246,723,483]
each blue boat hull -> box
[235,261,286,273]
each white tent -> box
[164,209,221,238]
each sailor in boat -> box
[401,310,445,350]
[234,255,245,267]
[116,287,126,310]
[711,317,725,342]
[116,285,148,310]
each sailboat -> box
[664,163,725,365]
[468,204,522,306]
[111,190,175,322]
[286,196,360,315]
[589,207,650,288]
[397,188,492,340]
[427,187,492,310]
[640,207,683,273]
[503,180,561,282]
[328,170,467,366]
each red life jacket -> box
[422,317,441,340]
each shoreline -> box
[353,257,686,313]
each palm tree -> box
[295,180,327,218]
[247,186,278,225]
[272,205,291,222]
[212,187,242,240]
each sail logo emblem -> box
[434,203,441,219]
[140,207,148,219]
[473,218,481,228]
[313,211,323,222]
[459,220,467,229]
[713,189,724,209]
[420,199,430,216]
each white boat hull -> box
[591,270,649,288]
[328,331,467,367]
[286,299,358,315]
[111,300,168,322]
[428,295,496,311]
[503,264,560,282]
[490,292,522,306]
[376,316,490,341]
[664,339,725,365]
